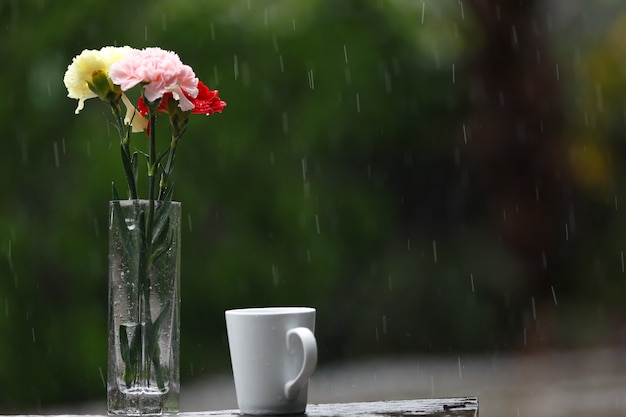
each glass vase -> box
[107,199,181,416]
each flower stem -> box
[111,104,137,199]
[158,135,179,200]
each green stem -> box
[111,104,137,200]
[158,135,179,200]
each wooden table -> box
[180,398,478,417]
[8,398,477,417]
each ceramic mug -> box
[225,307,317,415]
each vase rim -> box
[109,199,181,205]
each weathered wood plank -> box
[179,397,478,417]
[6,397,478,417]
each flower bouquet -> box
[64,46,225,415]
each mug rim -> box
[226,306,315,316]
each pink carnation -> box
[109,47,199,111]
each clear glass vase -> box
[107,199,181,416]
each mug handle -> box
[284,327,318,401]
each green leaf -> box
[151,202,173,247]
[131,151,139,193]
[111,184,136,260]
[148,301,171,390]
[120,143,137,200]
[151,226,174,263]
[119,324,136,388]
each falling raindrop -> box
[269,151,275,165]
[343,45,349,64]
[282,111,288,133]
[233,55,239,80]
[564,223,569,241]
[457,356,463,379]
[459,0,465,19]
[210,23,215,41]
[596,83,604,112]
[99,367,106,388]
[541,251,547,269]
[462,124,467,144]
[93,217,99,238]
[621,251,625,273]
[144,25,148,42]
[555,63,560,81]
[421,1,426,24]
[615,196,619,211]
[452,63,455,84]
[384,70,391,93]
[469,273,475,292]
[355,93,360,113]
[306,249,311,263]
[388,275,393,291]
[551,285,558,306]
[292,18,296,31]
[32,327,36,343]
[432,45,441,68]
[212,65,220,86]
[53,141,60,168]
[264,7,268,30]
[4,297,8,317]
[432,240,438,263]
[407,238,411,250]
[430,375,435,396]
[308,69,315,90]
[279,55,285,73]
[381,315,387,334]
[301,157,307,181]
[187,214,193,232]
[531,297,537,320]
[272,264,279,286]
[511,25,518,47]
[314,214,320,234]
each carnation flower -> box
[109,47,199,111]
[63,46,135,114]
[137,81,226,116]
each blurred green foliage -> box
[2,0,626,411]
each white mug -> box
[225,307,317,415]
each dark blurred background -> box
[2,0,626,412]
